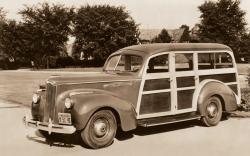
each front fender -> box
[69,90,137,131]
[197,80,237,115]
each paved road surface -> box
[1,100,250,156]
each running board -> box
[137,112,201,127]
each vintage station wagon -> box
[24,43,241,149]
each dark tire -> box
[201,96,222,126]
[81,110,117,149]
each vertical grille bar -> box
[45,82,56,122]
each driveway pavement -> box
[0,100,250,156]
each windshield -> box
[104,54,143,73]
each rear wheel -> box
[81,110,117,149]
[201,96,222,126]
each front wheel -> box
[81,110,117,149]
[201,96,222,126]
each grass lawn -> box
[0,70,101,106]
[33,67,103,72]
[237,63,250,75]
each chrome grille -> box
[44,82,56,122]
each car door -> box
[137,53,174,119]
[173,52,197,114]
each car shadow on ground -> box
[116,119,202,141]
[116,116,229,140]
[134,120,201,136]
[26,130,88,148]
[27,118,229,148]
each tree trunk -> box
[46,56,50,69]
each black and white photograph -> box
[1,0,250,155]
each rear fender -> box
[195,80,238,116]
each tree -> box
[19,3,74,68]
[0,8,8,68]
[179,25,190,42]
[0,20,30,69]
[239,32,250,62]
[0,9,21,69]
[0,21,22,60]
[72,5,139,64]
[151,29,171,43]
[198,0,247,61]
[0,8,6,52]
[0,7,6,21]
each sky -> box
[1,0,250,29]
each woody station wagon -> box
[24,43,241,149]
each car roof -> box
[113,43,232,56]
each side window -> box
[215,53,233,68]
[147,54,169,73]
[198,53,215,69]
[116,55,143,72]
[198,52,233,70]
[175,53,193,71]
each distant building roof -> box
[139,29,161,41]
[139,28,185,42]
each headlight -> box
[32,93,40,104]
[65,98,74,109]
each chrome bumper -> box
[23,115,76,134]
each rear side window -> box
[215,53,233,68]
[147,54,169,73]
[198,53,214,69]
[198,52,233,70]
[175,53,193,71]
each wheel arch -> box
[212,94,226,111]
[92,106,121,128]
[70,91,137,132]
[193,79,238,116]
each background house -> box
[139,28,185,44]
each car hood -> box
[47,72,139,85]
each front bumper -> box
[23,115,76,134]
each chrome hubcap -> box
[207,103,218,118]
[93,119,108,137]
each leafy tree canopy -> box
[72,5,139,63]
[19,2,74,68]
[198,0,247,61]
[151,29,171,43]
[0,21,23,60]
[0,7,7,56]
[0,7,6,21]
[239,32,250,61]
